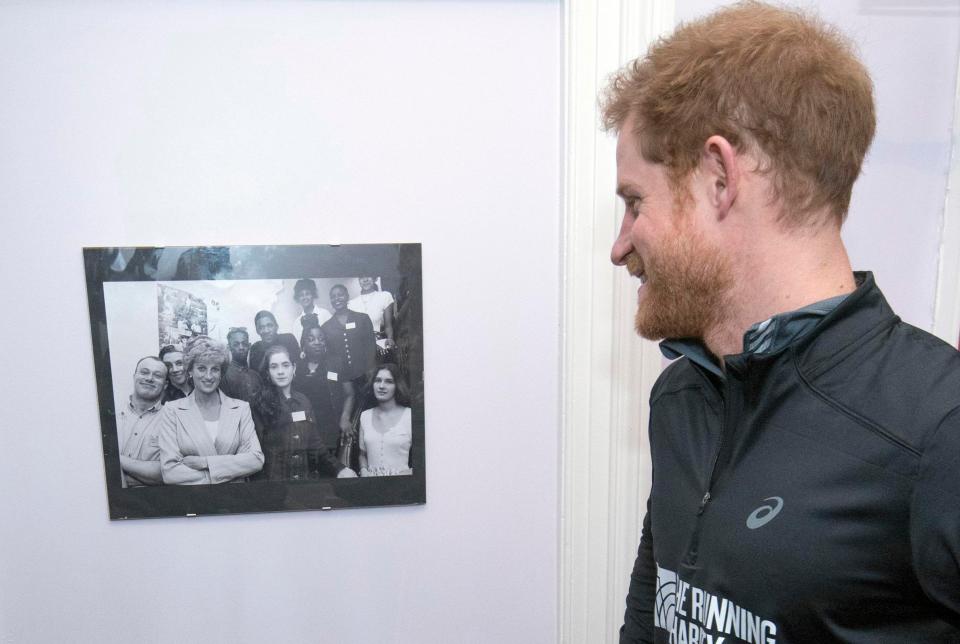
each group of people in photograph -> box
[116,277,414,487]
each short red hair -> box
[601,1,875,226]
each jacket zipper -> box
[698,367,743,516]
[699,395,726,515]
[677,367,732,567]
[697,491,711,515]
[682,387,727,566]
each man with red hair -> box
[604,3,960,642]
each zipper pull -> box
[697,491,711,515]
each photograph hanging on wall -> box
[84,243,425,520]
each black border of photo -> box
[83,243,426,520]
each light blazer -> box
[159,390,264,485]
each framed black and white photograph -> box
[84,243,425,520]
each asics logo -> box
[746,496,784,529]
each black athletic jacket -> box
[620,273,960,643]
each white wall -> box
[675,0,960,330]
[0,2,561,643]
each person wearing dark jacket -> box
[603,4,960,642]
[292,323,355,458]
[252,344,356,481]
[320,284,377,386]
[248,310,299,372]
[219,327,262,404]
[159,344,192,403]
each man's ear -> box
[702,135,739,220]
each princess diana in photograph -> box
[159,336,264,484]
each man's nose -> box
[610,215,633,266]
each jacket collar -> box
[172,390,242,454]
[172,389,241,410]
[660,272,893,378]
[791,271,898,372]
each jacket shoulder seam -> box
[803,316,898,379]
[793,352,923,460]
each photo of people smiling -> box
[85,243,424,519]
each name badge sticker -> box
[327,372,338,381]
[345,322,356,330]
[291,410,307,422]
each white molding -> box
[560,1,675,642]
[933,47,960,347]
